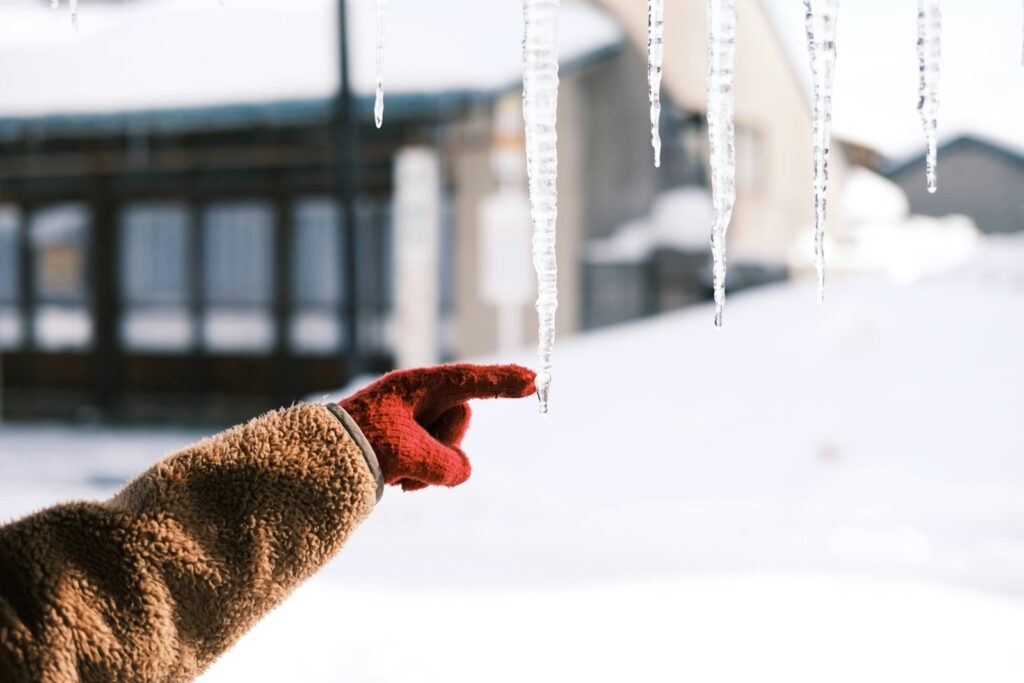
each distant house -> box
[578,0,845,326]
[884,134,1024,235]
[0,0,635,420]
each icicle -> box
[917,0,941,194]
[522,0,560,414]
[648,0,665,168]
[374,0,388,129]
[69,0,78,30]
[803,0,839,304]
[51,0,59,9]
[706,0,736,327]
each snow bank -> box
[2,237,1024,681]
[586,186,713,263]
[200,575,1024,683]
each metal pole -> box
[338,0,362,382]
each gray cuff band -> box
[324,403,384,503]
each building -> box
[0,0,832,420]
[579,0,849,326]
[0,0,626,420]
[885,133,1024,235]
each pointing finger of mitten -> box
[427,403,472,447]
[408,364,537,416]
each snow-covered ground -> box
[2,237,1023,681]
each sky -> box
[762,0,1024,156]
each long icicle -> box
[803,0,839,305]
[374,0,388,129]
[706,0,736,328]
[522,0,560,414]
[648,0,665,167]
[917,0,941,194]
[70,0,78,30]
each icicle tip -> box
[536,383,551,415]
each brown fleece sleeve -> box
[0,403,381,683]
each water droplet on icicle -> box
[803,0,839,305]
[522,0,561,413]
[648,0,665,168]
[374,0,388,129]
[706,0,736,327]
[917,0,941,194]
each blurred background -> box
[1,0,1023,681]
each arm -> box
[0,403,380,682]
[0,363,534,683]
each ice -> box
[50,0,58,9]
[803,0,839,305]
[521,0,561,414]
[70,0,78,29]
[374,0,388,129]
[648,0,665,168]
[706,0,736,327]
[917,0,941,194]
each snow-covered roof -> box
[0,0,622,131]
[883,130,1024,177]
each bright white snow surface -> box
[0,0,621,118]
[3,238,1024,681]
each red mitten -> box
[339,364,536,491]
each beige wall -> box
[450,75,589,359]
[594,0,848,263]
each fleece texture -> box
[0,403,379,683]
[340,363,536,491]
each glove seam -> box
[323,403,384,503]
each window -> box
[290,199,342,354]
[0,206,21,349]
[30,204,92,350]
[357,199,394,352]
[202,202,274,353]
[119,203,192,351]
[292,200,341,307]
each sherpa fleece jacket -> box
[0,402,383,683]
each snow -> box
[586,186,712,263]
[3,239,1024,680]
[789,167,982,284]
[0,0,621,120]
[197,576,1024,683]
[841,167,909,224]
[706,0,737,327]
[521,0,562,414]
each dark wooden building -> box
[0,100,463,422]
